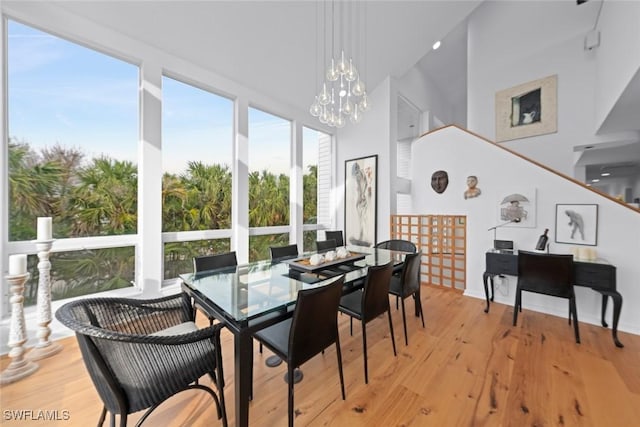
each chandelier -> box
[309,0,370,128]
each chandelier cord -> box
[309,0,370,126]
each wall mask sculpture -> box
[431,170,449,194]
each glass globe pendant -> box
[319,106,329,124]
[343,96,354,116]
[345,58,358,82]
[359,92,371,112]
[326,58,339,82]
[310,96,322,117]
[336,50,348,75]
[318,83,330,105]
[350,103,362,124]
[352,78,365,97]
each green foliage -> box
[8,139,319,296]
[249,170,290,227]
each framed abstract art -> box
[344,155,377,247]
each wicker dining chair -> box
[55,293,227,427]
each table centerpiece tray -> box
[283,251,366,273]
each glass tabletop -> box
[180,245,408,323]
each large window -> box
[7,20,138,297]
[248,108,291,259]
[8,20,138,240]
[21,247,135,307]
[164,239,231,278]
[161,76,233,277]
[3,18,336,313]
[302,127,332,251]
[248,108,291,227]
[302,127,331,251]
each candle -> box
[9,254,27,275]
[577,247,589,261]
[37,217,52,241]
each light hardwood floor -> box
[2,286,639,426]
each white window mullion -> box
[138,62,163,296]
[233,97,249,264]
[291,121,303,247]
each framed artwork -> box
[345,155,377,247]
[496,188,537,228]
[555,204,598,246]
[495,74,558,142]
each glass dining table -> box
[180,245,409,427]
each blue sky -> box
[8,19,321,176]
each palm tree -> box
[8,139,63,240]
[303,164,318,224]
[162,172,189,232]
[183,161,232,230]
[40,143,85,236]
[67,157,137,236]
[249,170,289,227]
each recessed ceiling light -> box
[592,178,600,183]
[601,172,611,177]
[432,40,441,50]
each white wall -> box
[595,0,640,131]
[467,1,599,176]
[411,126,640,336]
[336,78,392,243]
[396,66,461,129]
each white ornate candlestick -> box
[27,240,62,360]
[1,272,39,384]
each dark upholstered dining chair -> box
[338,262,396,383]
[193,251,238,326]
[55,293,227,427]
[389,251,425,345]
[375,239,417,253]
[193,251,238,273]
[325,230,344,247]
[316,239,337,252]
[375,239,417,277]
[252,276,346,427]
[513,251,579,343]
[269,244,299,261]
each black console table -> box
[483,250,623,348]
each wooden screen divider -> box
[390,214,467,291]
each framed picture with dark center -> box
[495,75,557,142]
[345,155,377,247]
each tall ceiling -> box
[12,0,640,190]
[53,0,483,114]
